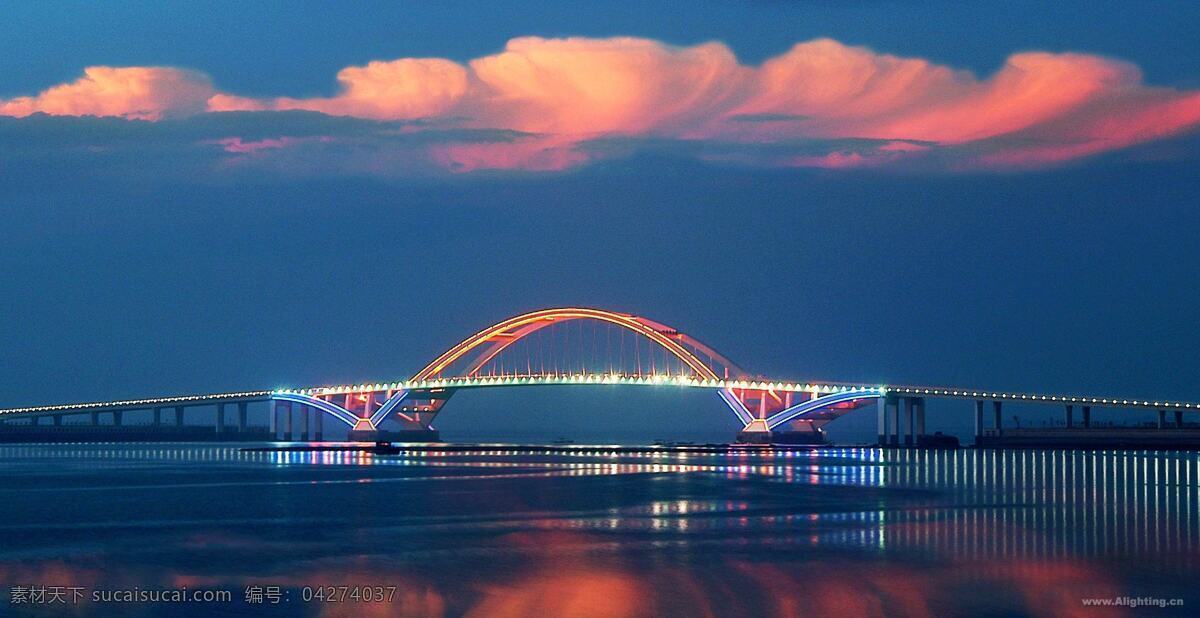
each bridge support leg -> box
[992,401,1003,436]
[1176,410,1184,428]
[1158,409,1166,429]
[52,415,62,426]
[915,398,926,444]
[90,411,99,426]
[154,407,162,426]
[113,411,123,426]
[270,400,277,438]
[175,406,185,427]
[216,404,225,434]
[314,408,323,441]
[237,402,247,432]
[283,402,293,441]
[1082,406,1091,428]
[904,398,915,446]
[877,397,889,446]
[1065,405,1074,428]
[974,400,984,445]
[300,405,310,441]
[890,398,901,446]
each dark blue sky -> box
[2,3,1198,442]
[4,0,1200,98]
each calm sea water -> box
[0,443,1197,616]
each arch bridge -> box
[2,307,1197,445]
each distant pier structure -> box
[1,307,1196,446]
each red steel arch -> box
[412,307,744,382]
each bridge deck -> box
[1,374,1196,419]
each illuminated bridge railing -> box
[2,375,1198,419]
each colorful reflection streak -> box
[0,444,1196,615]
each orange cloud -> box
[0,66,213,120]
[209,58,469,120]
[3,37,1199,172]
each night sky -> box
[2,2,1198,442]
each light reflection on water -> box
[0,443,1197,615]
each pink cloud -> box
[209,58,469,120]
[212,136,305,154]
[3,37,1199,172]
[0,66,213,120]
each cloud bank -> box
[3,36,1199,173]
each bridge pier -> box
[1065,404,1074,428]
[903,398,915,446]
[113,411,123,426]
[877,397,899,447]
[237,402,248,432]
[153,407,162,426]
[877,398,886,445]
[283,402,293,441]
[890,399,901,446]
[90,411,99,426]
[1176,410,1185,428]
[216,403,225,434]
[300,405,310,441]
[1082,406,1091,428]
[314,407,323,441]
[1158,409,1166,429]
[993,401,1003,436]
[52,415,62,427]
[915,398,926,443]
[974,400,984,445]
[174,406,184,427]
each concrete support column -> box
[269,400,277,437]
[1176,410,1184,428]
[300,405,310,441]
[52,415,62,426]
[153,407,162,426]
[876,397,889,445]
[904,398,915,446]
[1082,406,1091,428]
[890,398,901,446]
[1158,409,1167,429]
[915,398,926,442]
[113,411,123,426]
[974,400,984,442]
[992,401,1003,435]
[1065,405,1074,428]
[237,402,248,432]
[216,404,226,434]
[90,411,100,426]
[174,406,185,426]
[314,408,323,442]
[283,402,293,441]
